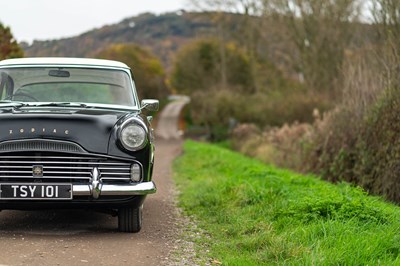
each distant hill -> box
[22,11,376,76]
[22,11,215,68]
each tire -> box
[118,205,143,233]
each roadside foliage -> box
[175,0,400,203]
[171,37,326,141]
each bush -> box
[237,91,330,127]
[353,89,400,202]
[304,50,384,178]
[232,121,313,170]
[190,89,239,141]
[302,49,400,200]
[304,87,400,203]
[230,48,400,206]
[190,87,330,142]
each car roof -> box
[0,57,130,69]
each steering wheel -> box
[5,92,39,101]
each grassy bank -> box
[173,141,400,265]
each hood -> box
[0,107,136,154]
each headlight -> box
[120,123,147,151]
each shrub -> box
[232,120,314,170]
[353,89,400,202]
[190,87,330,142]
[190,89,239,141]
[297,49,383,181]
[236,91,330,127]
[231,123,262,156]
[235,48,400,204]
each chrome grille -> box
[0,155,133,184]
[0,139,87,153]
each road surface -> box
[156,97,190,140]
[0,100,188,266]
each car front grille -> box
[0,139,87,153]
[0,154,134,184]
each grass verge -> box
[173,141,400,265]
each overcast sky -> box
[1,0,186,43]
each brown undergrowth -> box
[231,48,400,203]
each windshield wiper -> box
[24,102,89,108]
[0,102,94,111]
[0,101,27,108]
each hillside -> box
[21,12,375,74]
[22,11,214,68]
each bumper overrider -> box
[82,163,156,199]
[75,181,157,198]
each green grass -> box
[173,141,400,265]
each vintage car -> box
[0,57,158,233]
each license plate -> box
[0,183,72,200]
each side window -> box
[0,73,6,99]
[0,73,14,100]
[0,87,4,99]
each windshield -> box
[0,67,137,107]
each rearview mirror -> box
[141,99,159,112]
[48,69,70,78]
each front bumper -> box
[0,181,156,210]
[73,181,157,197]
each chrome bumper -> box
[72,181,156,197]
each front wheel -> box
[118,205,143,233]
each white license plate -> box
[0,183,72,200]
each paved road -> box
[156,98,190,140]
[0,101,186,266]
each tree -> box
[371,0,400,89]
[189,0,263,92]
[96,43,168,99]
[262,0,361,94]
[0,23,23,60]
[171,38,253,94]
[372,0,400,38]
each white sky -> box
[0,0,186,43]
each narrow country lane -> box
[156,97,190,140]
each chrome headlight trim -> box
[118,117,149,151]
